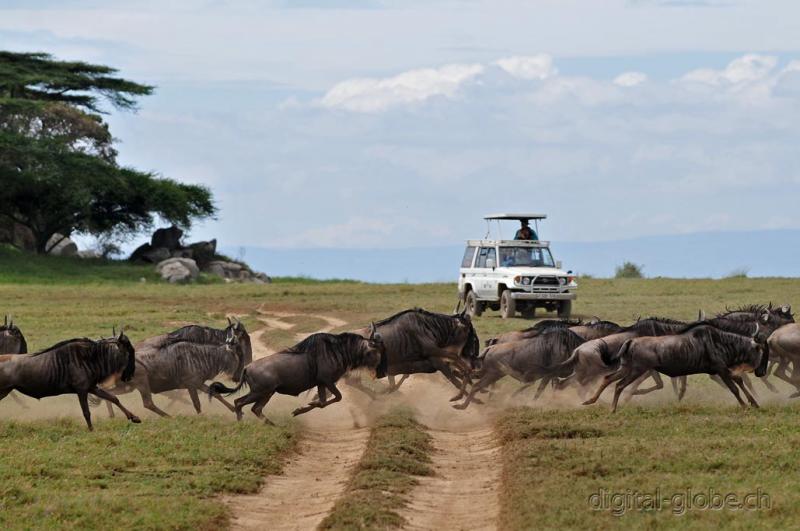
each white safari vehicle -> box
[458,213,577,319]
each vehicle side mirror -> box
[486,258,496,269]
[556,260,563,269]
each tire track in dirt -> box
[226,428,370,531]
[402,426,501,531]
[226,307,371,530]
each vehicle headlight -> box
[558,277,567,285]
[522,277,531,285]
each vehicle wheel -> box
[500,290,516,319]
[465,291,483,317]
[521,305,536,319]
[557,300,572,319]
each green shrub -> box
[614,261,644,279]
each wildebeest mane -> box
[286,332,374,377]
[675,324,760,363]
[535,328,586,367]
[164,325,226,346]
[626,317,687,336]
[718,304,767,317]
[376,308,478,355]
[519,318,583,333]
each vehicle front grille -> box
[532,276,559,286]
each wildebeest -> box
[103,322,250,417]
[454,328,587,409]
[0,331,140,430]
[0,316,27,354]
[209,327,385,423]
[767,322,800,396]
[582,322,769,412]
[349,308,480,399]
[552,317,689,397]
[485,319,583,346]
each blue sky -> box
[2,0,800,250]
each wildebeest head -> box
[225,317,252,367]
[752,323,770,377]
[365,322,387,377]
[107,328,136,382]
[223,325,248,382]
[0,315,27,354]
[456,309,480,368]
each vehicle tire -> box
[521,305,536,319]
[465,290,483,318]
[557,300,572,319]
[500,290,516,319]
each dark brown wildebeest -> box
[0,316,27,354]
[582,322,769,412]
[349,308,480,399]
[104,323,249,417]
[552,317,688,397]
[0,332,139,430]
[209,328,385,423]
[454,328,587,410]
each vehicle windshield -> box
[498,246,555,268]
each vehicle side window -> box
[476,247,496,268]
[461,246,476,268]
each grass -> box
[496,405,800,528]
[0,417,296,530]
[319,408,433,530]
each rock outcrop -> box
[156,257,200,283]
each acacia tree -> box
[0,51,216,253]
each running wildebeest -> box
[552,317,689,398]
[485,318,584,346]
[348,308,480,399]
[103,322,250,417]
[209,327,385,424]
[767,322,800,396]
[582,322,769,412]
[0,331,140,430]
[454,328,587,410]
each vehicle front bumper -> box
[509,291,577,301]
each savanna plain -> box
[2,248,800,530]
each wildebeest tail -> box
[209,374,247,397]
[554,347,580,373]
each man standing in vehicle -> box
[514,220,538,240]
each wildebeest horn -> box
[118,325,125,339]
[3,315,7,326]
[112,325,116,337]
[589,315,600,324]
[227,316,232,325]
[782,304,791,314]
[369,322,376,340]
[761,311,770,324]
[768,301,773,310]
[752,322,760,339]
[698,309,705,321]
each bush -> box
[724,267,749,279]
[615,261,644,279]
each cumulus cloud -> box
[613,71,648,87]
[320,63,484,112]
[495,54,557,80]
[681,54,777,86]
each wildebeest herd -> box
[1,303,799,430]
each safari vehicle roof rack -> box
[484,213,547,221]
[483,213,547,240]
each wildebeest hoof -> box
[581,400,595,406]
[449,393,464,402]
[451,402,468,410]
[130,416,142,424]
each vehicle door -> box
[474,246,498,299]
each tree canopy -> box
[0,51,216,253]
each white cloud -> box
[613,71,648,87]
[681,54,777,86]
[495,54,556,80]
[319,63,484,112]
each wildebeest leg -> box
[732,376,760,408]
[551,373,574,392]
[383,374,409,393]
[234,390,267,421]
[611,370,646,413]
[453,372,502,410]
[292,385,327,416]
[759,375,779,393]
[532,376,552,400]
[717,373,747,408]
[250,393,275,425]
[78,392,94,431]
[673,376,688,401]
[343,375,378,400]
[511,382,535,397]
[199,383,236,412]
[138,387,170,418]
[105,401,115,419]
[89,387,142,424]
[740,374,758,398]
[187,388,203,414]
[628,371,664,397]
[427,360,471,402]
[582,370,626,406]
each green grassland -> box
[2,250,800,529]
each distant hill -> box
[227,229,800,283]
